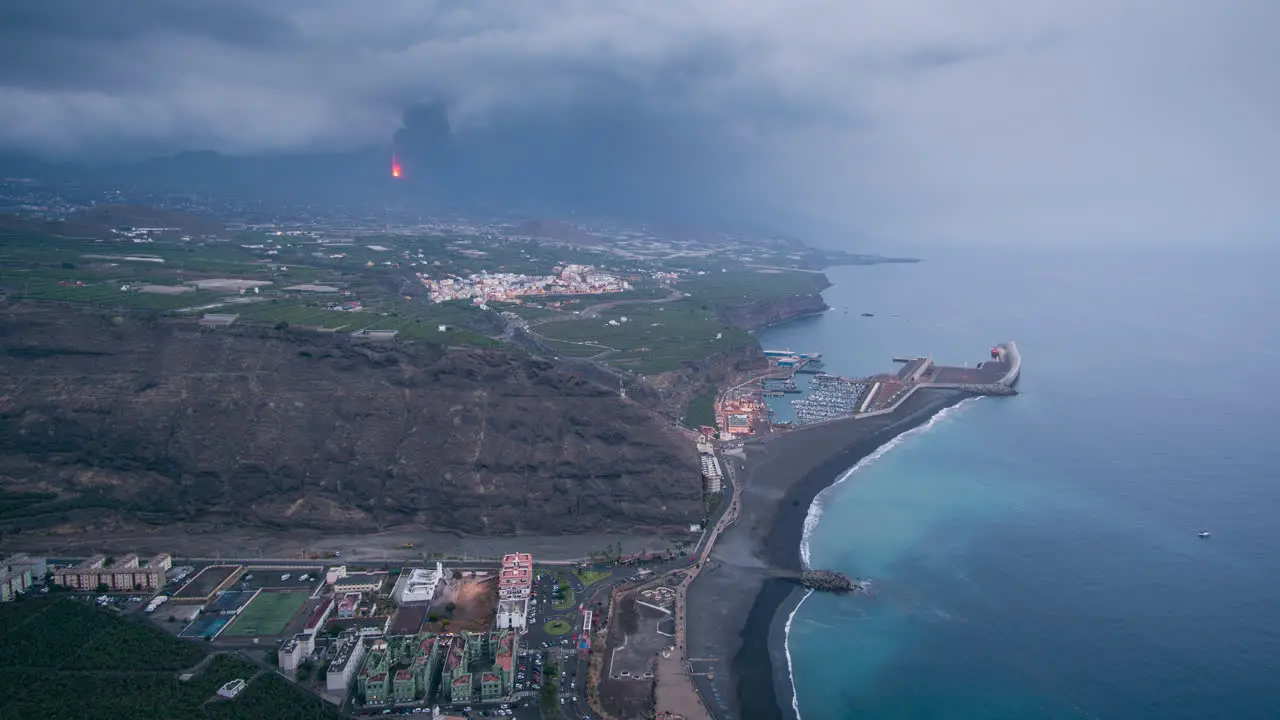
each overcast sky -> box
[1,1,1276,247]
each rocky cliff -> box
[0,305,702,536]
[715,292,829,332]
[647,344,769,419]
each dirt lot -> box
[389,604,429,635]
[172,564,242,600]
[599,584,675,718]
[419,576,496,634]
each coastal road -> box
[662,448,742,718]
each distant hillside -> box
[65,204,224,234]
[508,219,605,246]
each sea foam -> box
[798,397,979,567]
[786,396,979,719]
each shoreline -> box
[761,390,972,719]
[684,387,969,720]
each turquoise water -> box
[763,248,1280,719]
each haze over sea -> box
[759,246,1280,719]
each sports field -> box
[220,590,310,637]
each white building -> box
[333,571,387,595]
[217,679,246,699]
[395,562,447,604]
[495,597,529,632]
[278,633,315,672]
[326,630,366,692]
[278,636,303,671]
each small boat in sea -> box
[1198,531,1212,538]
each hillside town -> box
[417,264,631,304]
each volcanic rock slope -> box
[0,306,702,535]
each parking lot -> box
[234,566,324,593]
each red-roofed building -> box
[498,553,533,600]
[449,672,474,704]
[495,631,514,674]
[302,598,334,635]
[480,671,504,701]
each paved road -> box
[671,450,741,710]
[577,289,686,319]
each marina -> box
[791,374,869,425]
[713,343,1020,437]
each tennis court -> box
[219,590,310,637]
[179,615,232,639]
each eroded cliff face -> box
[715,293,829,332]
[648,344,768,419]
[0,306,702,535]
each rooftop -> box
[336,571,386,587]
[495,632,514,672]
[328,632,363,673]
[303,598,334,630]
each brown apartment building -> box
[53,553,172,591]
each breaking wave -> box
[798,397,979,567]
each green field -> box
[574,569,614,586]
[236,297,501,347]
[220,591,310,637]
[535,300,754,374]
[674,269,829,306]
[0,598,341,719]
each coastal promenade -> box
[658,447,742,719]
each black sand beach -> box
[684,388,969,720]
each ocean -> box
[759,246,1280,719]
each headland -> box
[678,343,1021,720]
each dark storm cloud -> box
[0,0,1276,246]
[0,1,294,47]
